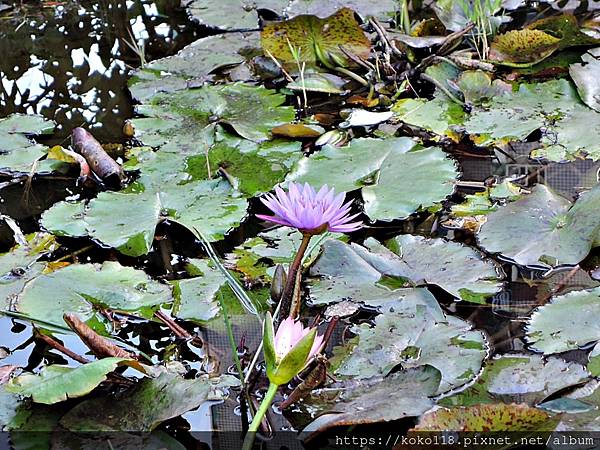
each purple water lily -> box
[257,182,362,235]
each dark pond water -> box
[2,1,600,448]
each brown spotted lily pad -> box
[413,403,557,432]
[489,29,561,67]
[261,8,371,68]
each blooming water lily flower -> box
[257,182,362,235]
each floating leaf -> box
[569,47,600,112]
[466,78,600,162]
[129,32,260,101]
[0,232,60,309]
[477,183,600,268]
[455,70,512,106]
[308,238,500,305]
[392,96,464,140]
[133,83,295,146]
[489,29,561,67]
[335,294,487,393]
[185,0,287,30]
[414,403,555,431]
[287,0,401,20]
[528,14,600,49]
[60,370,238,431]
[287,72,348,93]
[261,8,371,68]
[170,259,223,323]
[15,262,172,328]
[526,287,600,355]
[6,358,132,404]
[442,354,589,407]
[0,114,57,175]
[185,129,302,196]
[286,137,457,221]
[301,366,441,437]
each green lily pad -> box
[286,137,457,221]
[186,129,302,196]
[335,294,487,393]
[0,232,60,309]
[442,354,590,407]
[15,262,173,328]
[170,259,223,323]
[0,114,57,175]
[129,32,260,101]
[133,83,295,146]
[300,365,441,437]
[528,14,600,49]
[526,287,600,355]
[489,29,561,67]
[587,342,600,376]
[414,403,556,431]
[159,179,247,241]
[477,183,600,268]
[59,370,238,431]
[392,96,465,140]
[5,358,132,404]
[456,70,512,106]
[466,78,600,162]
[44,191,161,257]
[551,380,600,431]
[261,8,371,69]
[185,0,287,30]
[308,237,500,305]
[569,48,600,112]
[287,0,400,20]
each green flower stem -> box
[242,382,279,450]
[277,233,312,322]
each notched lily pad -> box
[261,8,371,68]
[287,137,457,221]
[442,354,590,407]
[14,261,173,328]
[526,287,600,355]
[477,183,600,268]
[569,47,600,112]
[300,365,441,437]
[334,295,487,393]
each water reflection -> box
[0,0,201,143]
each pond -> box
[2,0,600,449]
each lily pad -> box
[129,32,260,101]
[287,0,400,20]
[477,183,600,268]
[489,29,561,67]
[551,380,600,431]
[442,354,590,407]
[526,287,600,355]
[170,259,223,323]
[392,96,465,140]
[455,70,512,106]
[569,47,600,112]
[0,114,56,175]
[133,83,295,147]
[0,232,60,309]
[261,8,371,68]
[186,129,302,196]
[466,78,600,162]
[15,262,173,328]
[5,358,132,404]
[59,370,238,431]
[309,237,500,305]
[528,14,600,49]
[301,365,441,437]
[335,295,487,393]
[414,403,555,431]
[185,0,287,30]
[286,137,457,221]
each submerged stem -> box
[242,382,279,450]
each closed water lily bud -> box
[270,264,287,302]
